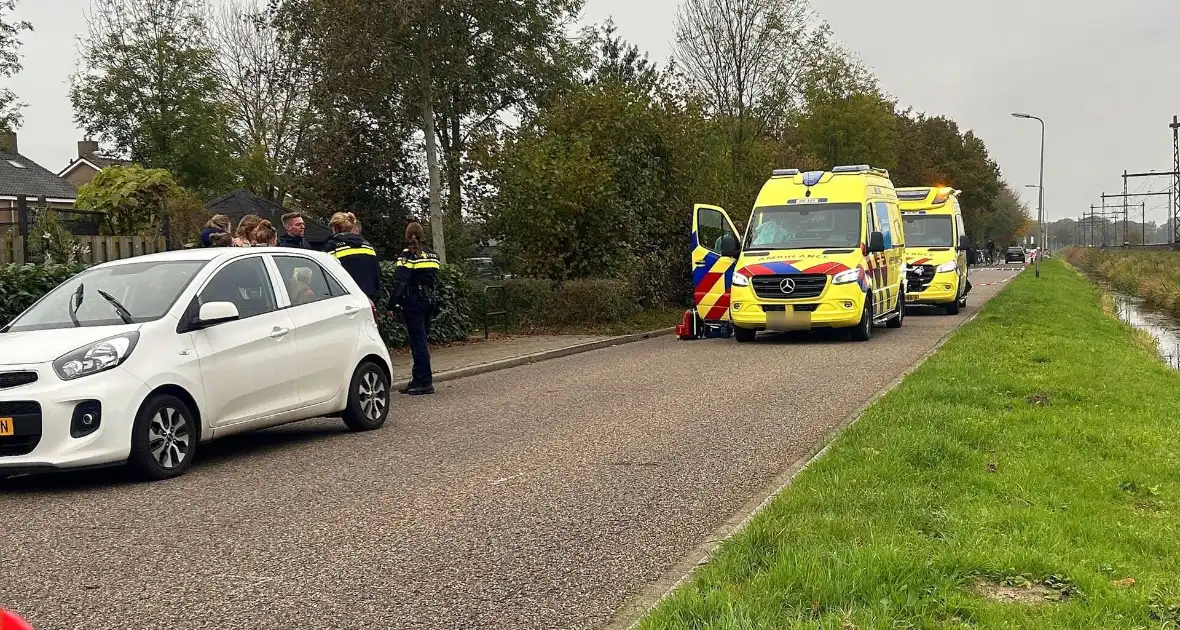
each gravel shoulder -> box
[0,268,1019,630]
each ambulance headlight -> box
[732,270,750,287]
[832,269,861,285]
[936,261,958,274]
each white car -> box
[0,248,393,481]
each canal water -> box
[1112,292,1180,370]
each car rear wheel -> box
[343,361,390,432]
[128,394,198,481]
[733,326,757,343]
[850,295,872,342]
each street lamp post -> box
[1013,112,1045,278]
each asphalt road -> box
[0,267,1021,630]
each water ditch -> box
[1111,291,1180,370]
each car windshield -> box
[1009,247,1023,253]
[744,203,863,250]
[4,260,206,332]
[902,214,954,247]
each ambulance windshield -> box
[902,214,954,247]
[744,203,862,250]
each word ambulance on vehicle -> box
[897,186,972,315]
[679,164,907,343]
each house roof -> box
[205,188,333,243]
[57,155,135,178]
[0,151,78,200]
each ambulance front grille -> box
[751,274,827,299]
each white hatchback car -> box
[0,248,393,481]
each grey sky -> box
[11,0,1180,226]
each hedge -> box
[0,263,88,325]
[1,261,647,346]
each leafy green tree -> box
[76,164,204,243]
[0,0,31,131]
[70,0,235,197]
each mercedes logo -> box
[779,277,796,294]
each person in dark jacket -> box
[200,214,231,247]
[278,212,311,248]
[325,212,381,302]
[388,221,440,395]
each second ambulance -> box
[690,165,907,343]
[897,186,971,315]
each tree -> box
[0,0,31,131]
[211,0,312,202]
[76,164,205,243]
[70,0,235,197]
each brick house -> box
[0,132,78,225]
[57,139,134,188]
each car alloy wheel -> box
[149,405,191,470]
[358,370,387,423]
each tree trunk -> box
[423,82,447,263]
[446,106,462,217]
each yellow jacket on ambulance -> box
[690,165,907,343]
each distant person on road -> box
[325,212,381,302]
[389,221,441,396]
[200,214,231,247]
[278,212,310,249]
[985,238,996,264]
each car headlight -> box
[732,270,750,287]
[832,269,861,285]
[936,261,958,273]
[53,332,140,381]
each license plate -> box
[0,417,12,437]
[766,308,812,331]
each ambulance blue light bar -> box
[802,171,825,186]
[771,168,800,177]
[832,164,872,173]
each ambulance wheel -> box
[850,296,872,342]
[887,293,904,329]
[734,326,757,343]
[946,299,960,315]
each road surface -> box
[0,267,1020,630]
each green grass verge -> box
[490,305,684,337]
[640,260,1180,629]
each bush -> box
[0,263,88,325]
[478,276,639,329]
[377,262,475,347]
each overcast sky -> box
[10,0,1180,226]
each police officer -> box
[389,221,440,396]
[325,212,381,303]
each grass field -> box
[640,260,1180,629]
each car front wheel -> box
[343,361,390,432]
[128,394,198,481]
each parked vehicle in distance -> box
[1006,246,1026,264]
[0,248,393,481]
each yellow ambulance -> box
[689,165,907,342]
[897,186,971,315]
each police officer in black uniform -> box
[389,221,441,395]
[325,212,381,303]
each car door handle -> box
[270,326,291,339]
[344,305,362,316]
[693,261,708,268]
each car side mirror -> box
[195,301,240,328]
[867,231,886,253]
[957,234,971,251]
[719,233,740,258]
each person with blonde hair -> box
[389,221,440,395]
[324,211,380,302]
[233,214,264,246]
[200,214,231,247]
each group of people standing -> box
[197,211,441,396]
